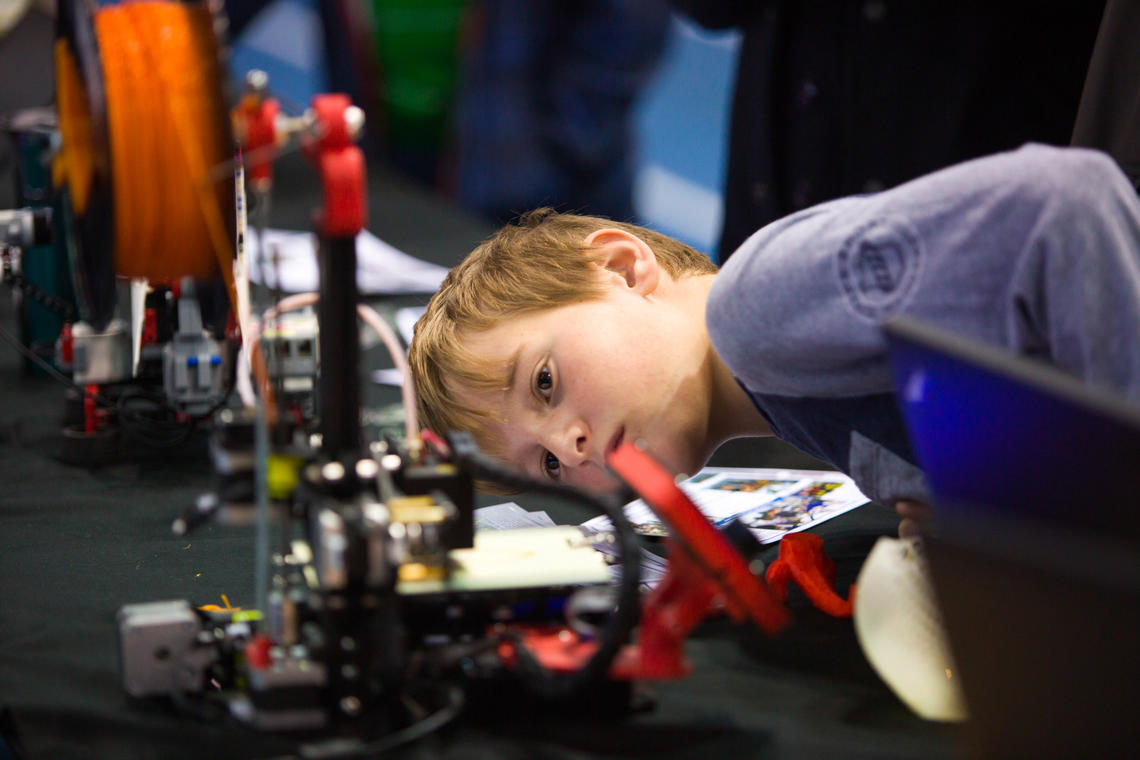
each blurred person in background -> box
[224,0,669,225]
[1070,0,1140,192]
[670,1,1105,262]
[453,0,670,225]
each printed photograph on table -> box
[729,477,862,542]
[686,472,717,485]
[711,477,797,494]
[582,467,869,543]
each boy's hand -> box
[895,499,933,537]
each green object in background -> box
[370,0,467,153]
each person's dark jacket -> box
[1071,0,1140,191]
[671,2,1104,261]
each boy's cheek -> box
[573,468,623,493]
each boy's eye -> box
[535,365,553,398]
[541,450,561,479]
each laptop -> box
[882,315,1140,759]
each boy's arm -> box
[708,143,1140,403]
[707,143,1140,516]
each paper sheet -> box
[245,228,449,294]
[475,504,665,589]
[581,466,869,545]
[473,502,557,531]
[395,306,426,345]
[473,467,868,590]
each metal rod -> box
[317,235,361,461]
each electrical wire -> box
[255,293,419,442]
[0,320,112,406]
[418,428,451,458]
[117,390,194,448]
[116,387,231,449]
[259,683,465,760]
[356,302,418,439]
[1,252,78,321]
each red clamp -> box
[496,444,796,683]
[304,94,367,238]
[608,443,791,636]
[497,541,740,681]
[244,634,273,670]
[605,444,790,680]
[83,384,109,434]
[233,93,280,186]
[224,307,242,346]
[765,532,855,617]
[59,322,74,367]
[141,308,158,346]
[608,538,735,679]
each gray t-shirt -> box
[707,144,1140,505]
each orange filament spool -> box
[54,40,95,216]
[55,0,236,317]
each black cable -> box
[167,685,229,724]
[449,433,643,701]
[117,390,196,448]
[0,319,70,386]
[2,250,77,321]
[2,315,230,450]
[259,683,465,760]
[190,386,234,423]
[116,379,233,448]
[0,320,115,407]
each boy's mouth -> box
[605,427,625,460]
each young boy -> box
[408,144,1140,535]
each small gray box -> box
[72,320,132,385]
[117,600,208,698]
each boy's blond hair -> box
[408,208,718,459]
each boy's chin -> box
[596,440,704,492]
[635,442,704,482]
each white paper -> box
[473,502,558,531]
[372,368,404,387]
[245,228,449,294]
[474,467,869,590]
[576,522,667,589]
[395,306,426,346]
[475,507,664,589]
[581,466,870,545]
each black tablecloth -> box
[0,160,961,759]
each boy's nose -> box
[550,419,590,468]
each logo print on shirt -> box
[837,217,922,319]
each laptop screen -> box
[882,315,1140,758]
[882,315,1140,544]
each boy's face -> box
[453,270,716,492]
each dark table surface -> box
[0,150,962,760]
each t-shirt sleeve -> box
[707,143,1140,402]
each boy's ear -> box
[583,228,659,296]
